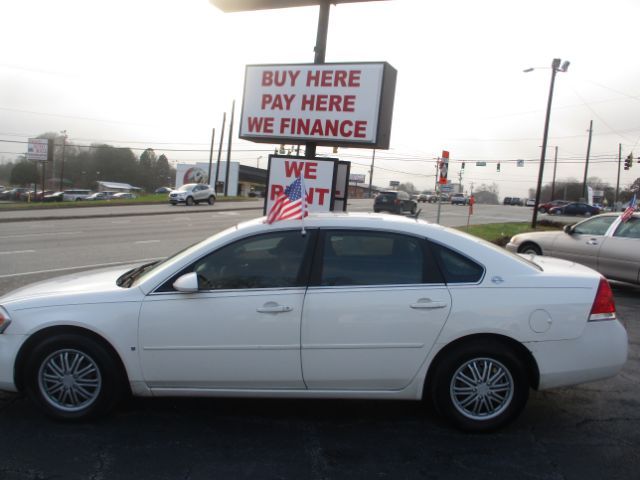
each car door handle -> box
[410,299,448,309]
[586,238,599,245]
[256,303,293,313]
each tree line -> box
[0,132,176,192]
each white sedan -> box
[0,213,628,431]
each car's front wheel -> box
[429,340,529,432]
[518,243,541,255]
[208,196,215,205]
[24,333,124,420]
[186,196,195,206]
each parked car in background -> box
[525,199,536,207]
[417,193,430,203]
[507,212,640,284]
[63,189,92,201]
[112,192,136,200]
[154,186,172,194]
[373,190,417,215]
[0,187,29,202]
[43,191,64,202]
[548,202,601,216]
[20,190,53,202]
[169,183,216,206]
[0,213,627,431]
[537,199,570,213]
[450,193,469,205]
[86,192,111,201]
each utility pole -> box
[581,120,593,201]
[367,149,376,198]
[207,128,215,185]
[224,100,235,197]
[59,130,67,191]
[550,146,558,200]
[214,112,226,194]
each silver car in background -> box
[506,212,640,284]
[169,183,216,206]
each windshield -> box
[177,184,194,192]
[127,224,241,288]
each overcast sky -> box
[2,0,639,197]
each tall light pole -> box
[524,58,570,228]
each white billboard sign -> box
[264,155,337,214]
[241,62,396,149]
[27,138,49,161]
[349,173,366,183]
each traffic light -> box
[624,153,632,170]
[496,162,501,172]
[461,162,465,170]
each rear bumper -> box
[526,319,628,390]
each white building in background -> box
[175,162,239,196]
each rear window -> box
[428,241,485,283]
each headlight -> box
[0,306,12,333]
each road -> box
[0,201,638,479]
[0,199,543,291]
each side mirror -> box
[173,272,199,293]
[563,224,574,235]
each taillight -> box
[589,277,616,321]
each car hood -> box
[0,265,141,310]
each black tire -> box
[208,196,215,206]
[538,207,547,214]
[23,333,124,421]
[186,196,195,206]
[429,339,529,432]
[410,204,417,214]
[518,243,542,255]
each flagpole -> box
[300,175,307,235]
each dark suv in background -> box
[373,190,417,215]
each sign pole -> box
[305,0,330,160]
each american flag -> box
[266,176,308,224]
[620,193,637,223]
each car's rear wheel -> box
[24,334,124,420]
[538,207,547,213]
[208,196,215,205]
[518,243,541,255]
[430,340,529,432]
[186,196,195,206]
[410,204,417,214]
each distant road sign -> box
[440,184,453,192]
[389,180,400,187]
[27,138,49,161]
[475,161,487,167]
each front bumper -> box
[527,319,628,390]
[0,334,26,392]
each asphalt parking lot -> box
[0,204,638,479]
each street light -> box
[524,58,570,228]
